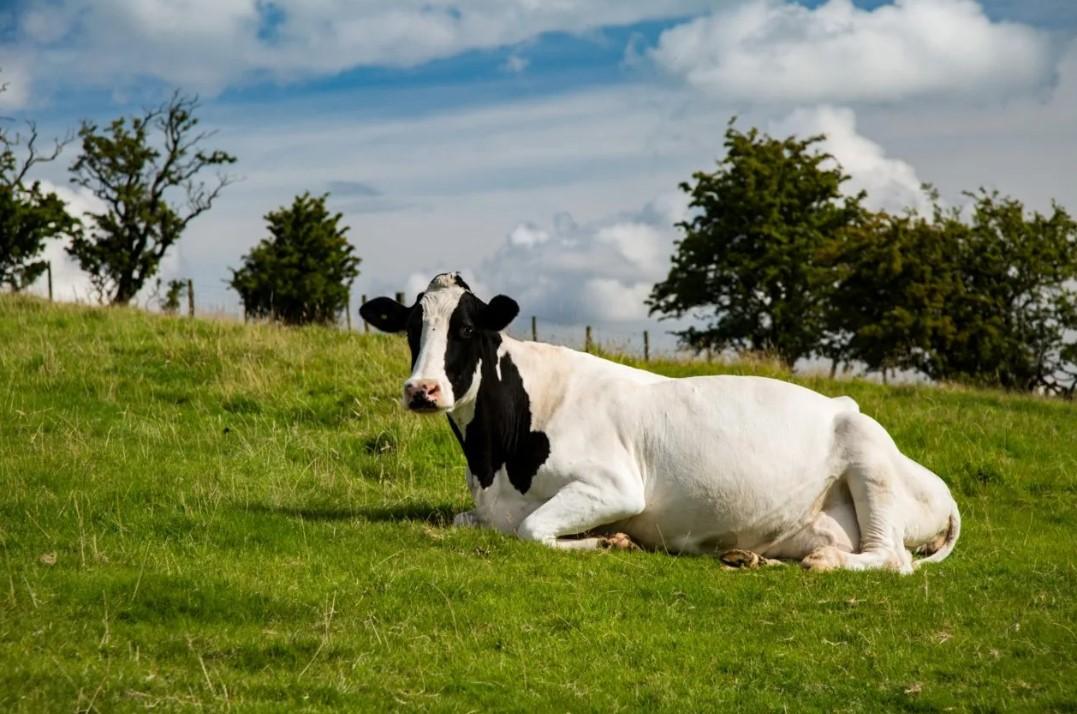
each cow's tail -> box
[914,498,961,568]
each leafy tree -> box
[0,116,80,291]
[830,191,1077,395]
[648,122,866,367]
[66,92,235,304]
[823,201,963,377]
[155,278,187,314]
[941,191,1076,394]
[229,192,360,325]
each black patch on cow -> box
[377,283,541,493]
[359,296,411,333]
[404,302,424,368]
[411,291,543,494]
[451,348,550,494]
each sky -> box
[3,0,1076,349]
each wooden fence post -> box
[361,294,369,333]
[395,291,405,305]
[46,262,53,302]
[186,278,194,318]
[643,330,649,362]
[345,297,352,331]
[585,325,592,352]
[531,316,537,341]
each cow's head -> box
[359,273,518,413]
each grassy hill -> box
[1,295,1074,712]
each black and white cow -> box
[360,273,960,573]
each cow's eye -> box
[459,325,474,339]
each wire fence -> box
[12,265,713,362]
[14,266,910,380]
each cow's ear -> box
[360,297,411,333]
[477,295,519,332]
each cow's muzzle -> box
[403,379,446,413]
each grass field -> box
[1,295,1075,712]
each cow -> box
[359,273,960,573]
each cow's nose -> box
[404,379,441,408]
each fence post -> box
[531,316,537,341]
[585,325,592,352]
[46,261,53,302]
[345,296,352,331]
[643,330,649,362]
[361,294,369,333]
[186,278,194,318]
[395,291,405,305]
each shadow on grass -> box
[246,501,458,526]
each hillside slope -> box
[1,295,1074,711]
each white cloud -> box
[0,58,32,110]
[471,193,688,325]
[400,195,686,325]
[12,0,712,100]
[32,181,102,303]
[652,0,1056,104]
[507,223,549,247]
[768,105,930,212]
[502,54,530,74]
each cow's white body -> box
[453,337,960,573]
[364,274,960,573]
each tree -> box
[829,191,1077,395]
[66,92,236,304]
[229,192,360,325]
[823,200,964,378]
[0,109,80,291]
[941,191,1076,394]
[648,122,866,367]
[155,278,187,315]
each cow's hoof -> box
[601,532,640,551]
[801,546,842,572]
[719,549,763,569]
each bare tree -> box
[66,91,236,304]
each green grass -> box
[1,295,1075,712]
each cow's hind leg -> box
[802,414,915,574]
[769,478,860,569]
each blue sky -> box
[3,0,1076,342]
[14,2,1071,122]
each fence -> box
[15,267,688,361]
[15,270,921,380]
[356,292,676,361]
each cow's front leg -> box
[516,479,644,551]
[452,510,484,528]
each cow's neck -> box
[447,337,551,494]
